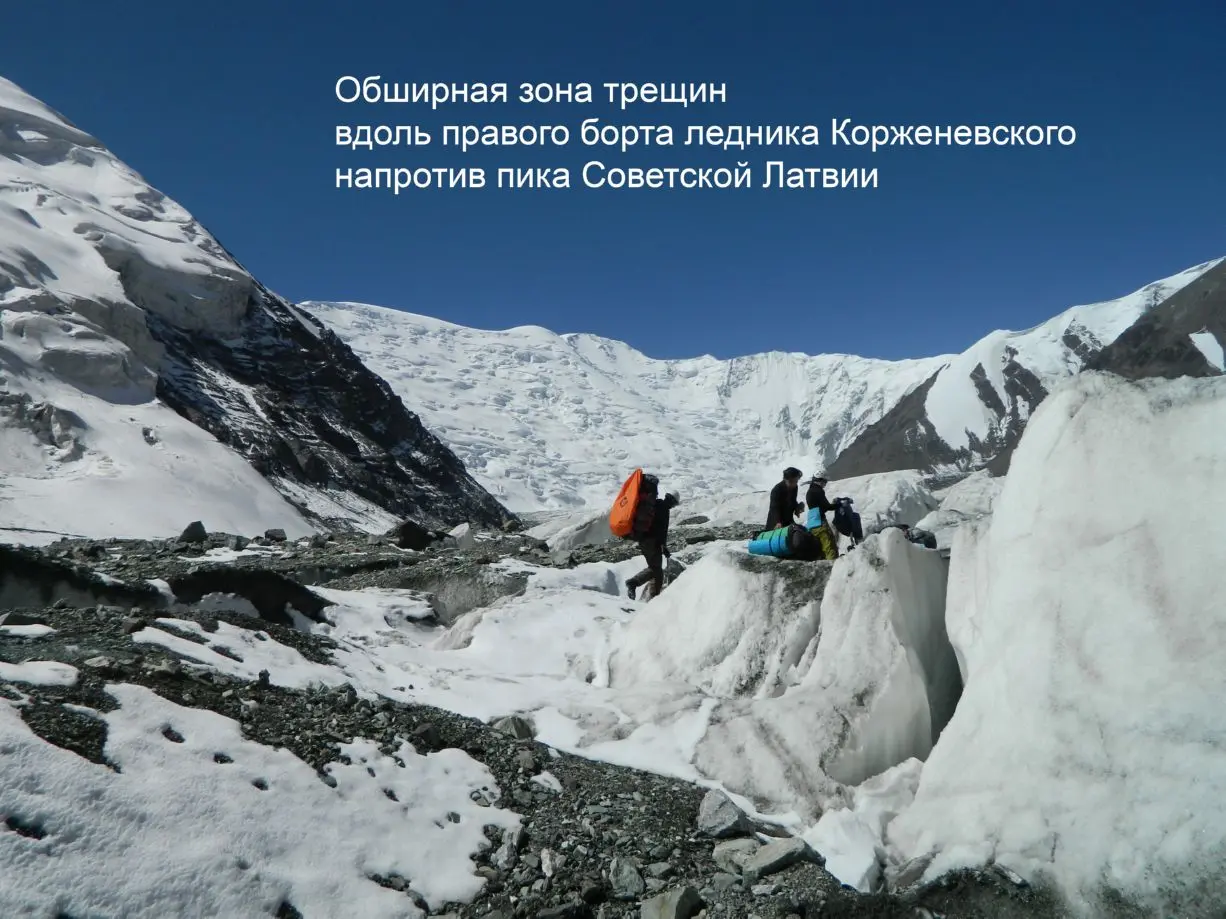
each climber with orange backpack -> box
[609,468,680,601]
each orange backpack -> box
[609,468,659,539]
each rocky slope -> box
[1085,254,1226,380]
[1,530,1068,919]
[0,75,513,536]
[825,257,1224,479]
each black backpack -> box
[787,523,822,561]
[833,499,864,542]
[629,473,660,539]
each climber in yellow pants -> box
[805,474,840,561]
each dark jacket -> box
[805,482,836,522]
[643,498,673,549]
[766,481,800,530]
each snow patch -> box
[0,683,517,918]
[0,660,78,686]
[134,619,347,690]
[1190,330,1224,371]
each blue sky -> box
[3,0,1223,361]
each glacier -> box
[886,372,1226,916]
[302,256,1221,515]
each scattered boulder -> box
[178,521,208,544]
[263,528,288,543]
[696,789,756,839]
[677,515,710,526]
[742,837,824,883]
[386,518,438,551]
[493,825,525,870]
[447,522,477,550]
[712,838,761,874]
[639,886,704,919]
[609,857,646,899]
[492,714,535,740]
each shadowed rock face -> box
[1,78,517,536]
[147,281,517,533]
[0,546,168,612]
[825,373,965,479]
[825,360,1052,480]
[1085,258,1226,381]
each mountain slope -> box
[302,257,1221,513]
[1085,255,1226,379]
[827,257,1224,479]
[0,75,513,538]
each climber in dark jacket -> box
[765,467,804,530]
[804,474,837,529]
[626,491,681,600]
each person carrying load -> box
[608,468,681,600]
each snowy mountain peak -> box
[828,256,1223,479]
[303,256,1223,513]
[0,77,247,336]
[1,75,512,541]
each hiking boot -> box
[625,580,636,600]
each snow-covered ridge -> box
[301,299,944,513]
[919,258,1222,451]
[0,77,249,334]
[302,256,1222,514]
[0,74,511,539]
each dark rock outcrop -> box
[0,545,167,612]
[147,280,517,534]
[825,371,965,479]
[1085,257,1226,381]
[163,568,334,628]
[386,518,444,551]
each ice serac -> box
[824,257,1224,480]
[913,470,1004,550]
[607,537,958,822]
[886,372,1226,918]
[303,256,1223,513]
[606,549,832,700]
[0,75,512,537]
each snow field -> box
[0,683,518,919]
